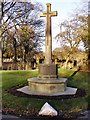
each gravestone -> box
[30,58,36,69]
[17,3,77,96]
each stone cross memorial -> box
[38,3,58,79]
[18,3,77,96]
[40,3,57,64]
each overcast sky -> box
[33,0,89,51]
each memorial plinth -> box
[28,77,67,94]
[28,63,67,94]
[38,64,58,79]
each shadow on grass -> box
[68,68,80,80]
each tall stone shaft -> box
[40,3,57,64]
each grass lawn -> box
[1,68,90,118]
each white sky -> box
[33,0,89,51]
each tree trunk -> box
[13,38,17,70]
[88,50,90,71]
[88,2,90,71]
[0,3,3,70]
[0,39,2,70]
[64,57,69,69]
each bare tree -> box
[0,1,17,69]
[56,6,88,68]
[1,1,44,69]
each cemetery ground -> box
[1,68,90,119]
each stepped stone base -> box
[27,77,67,94]
[17,86,77,96]
[17,63,77,96]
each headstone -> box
[38,102,58,116]
[30,58,36,69]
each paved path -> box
[77,110,90,120]
[1,110,90,120]
[1,114,19,120]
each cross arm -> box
[40,11,57,17]
[51,11,57,16]
[40,12,46,17]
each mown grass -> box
[1,68,89,117]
